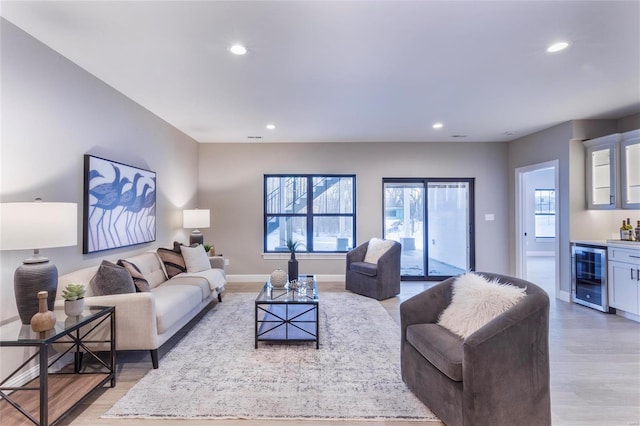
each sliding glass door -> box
[383,178,474,280]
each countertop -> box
[571,239,640,250]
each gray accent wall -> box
[508,114,640,295]
[1,20,199,377]
[198,141,509,276]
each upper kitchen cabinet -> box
[584,133,620,209]
[620,129,640,210]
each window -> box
[264,175,356,252]
[534,189,555,238]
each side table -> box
[0,306,115,426]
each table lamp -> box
[0,200,78,324]
[183,209,210,245]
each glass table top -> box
[256,274,318,303]
[0,306,113,344]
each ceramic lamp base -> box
[14,260,58,325]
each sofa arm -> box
[55,292,159,351]
[209,256,225,271]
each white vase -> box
[270,268,288,288]
[64,299,85,316]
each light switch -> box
[485,214,495,221]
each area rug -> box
[103,292,439,421]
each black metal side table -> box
[0,306,116,426]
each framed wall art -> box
[83,155,156,254]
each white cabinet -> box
[608,246,640,315]
[620,129,640,209]
[584,134,620,209]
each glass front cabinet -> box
[620,129,640,210]
[584,130,640,210]
[584,134,620,210]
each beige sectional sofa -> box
[55,251,226,368]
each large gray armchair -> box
[345,239,401,300]
[400,272,550,426]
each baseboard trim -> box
[557,290,571,302]
[616,309,640,323]
[226,274,345,283]
[3,352,73,388]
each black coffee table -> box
[255,275,319,349]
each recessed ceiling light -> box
[432,123,444,129]
[266,124,276,130]
[229,44,247,55]
[547,41,569,53]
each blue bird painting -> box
[84,156,156,253]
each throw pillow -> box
[180,244,212,273]
[363,238,395,264]
[438,273,527,339]
[157,246,187,278]
[90,260,136,296]
[117,259,151,292]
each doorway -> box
[516,161,559,296]
[383,178,475,280]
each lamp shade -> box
[183,209,210,229]
[0,202,78,251]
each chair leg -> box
[150,349,159,369]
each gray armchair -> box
[400,272,550,426]
[345,239,401,300]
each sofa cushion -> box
[122,252,167,289]
[363,238,395,264]
[350,261,378,277]
[117,259,150,292]
[157,247,187,278]
[90,260,136,296]
[406,323,463,382]
[180,244,211,273]
[168,275,213,300]
[181,267,227,291]
[438,272,527,339]
[152,284,203,334]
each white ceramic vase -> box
[64,298,85,316]
[270,268,288,288]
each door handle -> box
[632,268,636,280]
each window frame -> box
[534,188,556,239]
[263,174,357,253]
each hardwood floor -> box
[48,281,639,426]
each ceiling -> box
[1,1,639,143]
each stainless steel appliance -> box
[571,243,611,312]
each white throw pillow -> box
[438,273,527,339]
[180,244,212,273]
[363,238,395,264]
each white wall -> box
[1,20,200,378]
[198,141,509,277]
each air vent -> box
[247,136,263,139]
[451,134,468,138]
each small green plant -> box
[62,283,86,301]
[286,239,301,253]
[203,244,212,253]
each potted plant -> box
[203,243,215,256]
[286,239,301,282]
[62,283,86,316]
